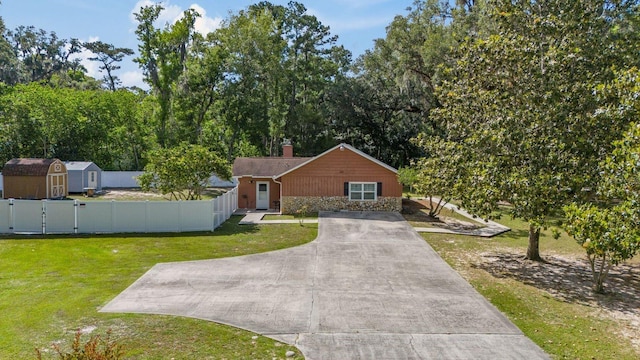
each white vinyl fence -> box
[0,187,238,235]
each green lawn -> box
[3,208,638,359]
[422,213,640,360]
[0,216,317,359]
[262,214,318,221]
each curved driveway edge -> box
[101,211,548,360]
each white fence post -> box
[211,199,216,231]
[179,201,183,233]
[145,200,150,233]
[9,198,14,233]
[41,200,46,234]
[111,200,116,233]
[74,200,79,234]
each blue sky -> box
[1,0,414,88]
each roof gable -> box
[2,158,62,176]
[64,161,98,171]
[276,143,397,178]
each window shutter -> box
[344,182,349,196]
[377,182,382,196]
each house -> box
[65,161,102,193]
[2,158,68,199]
[233,143,402,214]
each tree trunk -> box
[525,224,543,261]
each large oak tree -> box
[430,0,640,260]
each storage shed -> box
[2,158,68,199]
[65,161,102,193]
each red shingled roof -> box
[233,157,312,177]
[2,158,60,176]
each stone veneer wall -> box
[282,196,402,214]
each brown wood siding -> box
[236,177,281,209]
[280,148,402,197]
[3,176,47,199]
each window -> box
[349,182,377,201]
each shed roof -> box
[2,158,60,176]
[64,161,98,171]
[233,157,312,177]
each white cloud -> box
[120,70,147,89]
[129,0,155,24]
[129,1,222,35]
[189,4,223,35]
[70,36,101,79]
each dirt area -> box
[96,188,165,200]
[453,248,640,352]
[401,198,485,231]
[77,188,228,201]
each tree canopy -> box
[137,143,231,200]
[418,0,640,260]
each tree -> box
[171,35,226,146]
[327,0,455,168]
[430,0,640,260]
[137,143,231,200]
[564,107,640,293]
[0,7,21,85]
[210,2,349,158]
[133,4,199,148]
[408,135,466,217]
[6,25,84,83]
[210,5,284,159]
[0,83,147,169]
[564,202,639,293]
[84,40,134,91]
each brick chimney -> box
[282,139,293,158]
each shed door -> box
[88,171,97,188]
[50,174,65,198]
[256,182,269,210]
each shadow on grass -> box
[0,215,259,240]
[474,252,640,316]
[496,229,529,240]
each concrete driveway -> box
[101,211,549,359]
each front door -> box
[88,171,98,188]
[256,181,269,210]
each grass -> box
[0,216,317,359]
[262,214,318,221]
[402,198,487,228]
[422,211,639,359]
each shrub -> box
[35,329,125,360]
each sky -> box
[1,0,415,89]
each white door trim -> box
[256,181,269,210]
